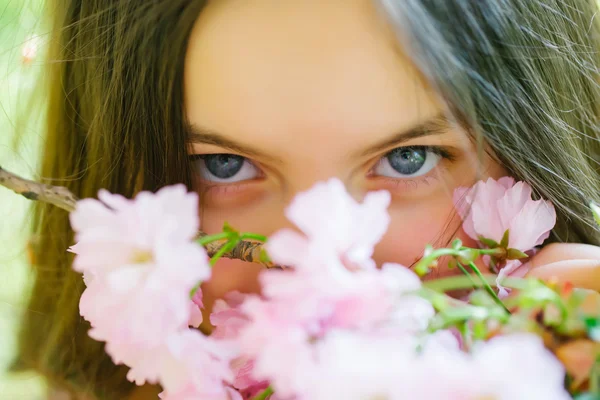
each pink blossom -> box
[238,264,433,396]
[235,179,434,395]
[210,292,269,395]
[302,329,467,400]
[466,334,570,400]
[453,177,556,252]
[304,330,421,400]
[304,332,568,400]
[69,185,211,384]
[79,277,195,369]
[403,334,569,400]
[160,330,236,399]
[240,178,435,394]
[211,292,249,340]
[128,330,236,400]
[69,185,206,279]
[454,177,556,294]
[266,178,391,271]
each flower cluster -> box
[69,185,236,399]
[68,177,583,400]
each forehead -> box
[184,0,441,155]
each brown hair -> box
[14,0,600,399]
[15,1,206,398]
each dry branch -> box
[0,166,276,268]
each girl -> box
[14,0,600,398]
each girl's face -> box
[183,0,507,304]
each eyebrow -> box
[357,113,452,157]
[185,123,283,163]
[186,113,451,161]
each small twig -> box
[0,165,78,212]
[199,235,277,268]
[0,165,278,268]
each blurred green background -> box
[0,0,48,398]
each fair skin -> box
[184,0,507,329]
[183,0,600,326]
[125,0,600,398]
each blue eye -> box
[192,154,260,183]
[374,146,442,178]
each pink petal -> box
[471,198,505,242]
[497,181,532,228]
[497,176,516,189]
[454,178,512,242]
[508,199,556,251]
[191,287,204,309]
[285,178,351,239]
[210,292,249,340]
[188,301,203,328]
[69,197,118,232]
[265,229,309,266]
[279,178,390,270]
[496,260,523,298]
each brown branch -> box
[201,238,276,268]
[0,165,277,268]
[0,165,78,212]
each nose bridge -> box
[256,147,366,237]
[282,169,363,211]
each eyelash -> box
[368,145,456,185]
[188,145,457,192]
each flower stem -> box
[423,274,528,292]
[251,386,274,400]
[197,232,230,246]
[414,246,505,277]
[467,262,509,313]
[414,248,464,276]
[456,261,478,290]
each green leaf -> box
[500,229,510,249]
[506,248,529,260]
[591,202,600,227]
[479,237,499,249]
[585,317,600,342]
